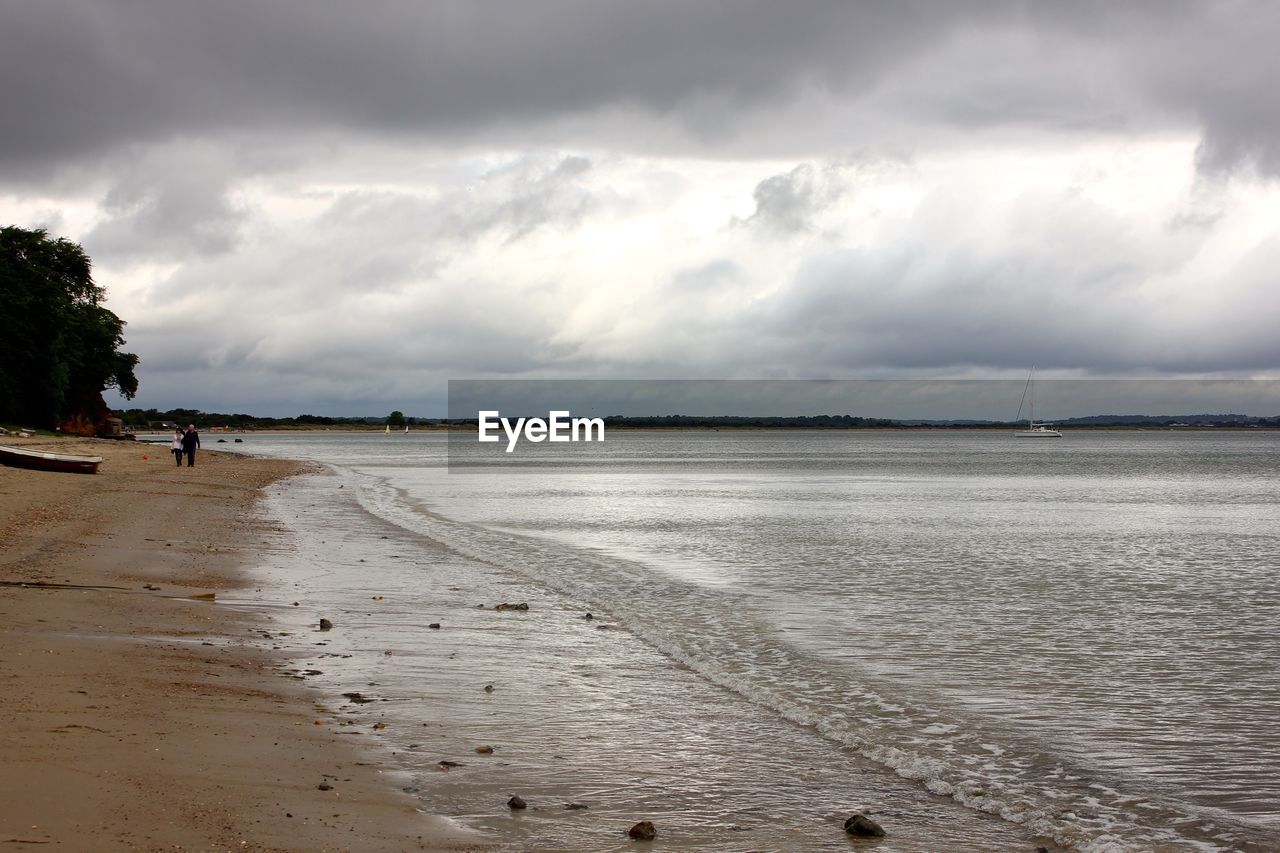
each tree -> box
[387,410,406,427]
[0,226,138,430]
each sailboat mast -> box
[1029,366,1035,425]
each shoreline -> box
[0,437,483,851]
[245,447,1058,851]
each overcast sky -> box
[3,1,1279,417]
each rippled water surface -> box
[234,430,1280,851]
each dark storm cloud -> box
[4,1,1278,174]
[83,147,245,260]
[0,1,961,172]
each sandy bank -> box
[0,437,483,851]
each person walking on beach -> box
[181,423,200,467]
[170,428,184,466]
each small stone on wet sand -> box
[507,795,527,809]
[628,820,656,840]
[844,813,886,837]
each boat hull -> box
[1013,429,1062,438]
[0,445,103,474]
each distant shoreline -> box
[123,422,1280,434]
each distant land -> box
[110,408,1280,431]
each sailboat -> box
[403,425,410,434]
[385,424,391,435]
[1013,367,1062,438]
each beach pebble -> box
[584,612,593,620]
[342,692,372,703]
[318,618,333,631]
[475,745,495,754]
[564,802,588,810]
[628,820,656,840]
[437,760,462,768]
[483,684,494,693]
[317,783,333,791]
[843,813,886,837]
[373,722,387,730]
[495,602,529,611]
[507,795,527,810]
[428,623,441,629]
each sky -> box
[2,1,1280,417]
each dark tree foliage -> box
[387,410,406,427]
[0,226,139,429]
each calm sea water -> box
[230,430,1280,851]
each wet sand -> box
[0,436,483,851]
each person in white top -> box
[170,428,184,466]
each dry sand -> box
[0,436,485,852]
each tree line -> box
[114,409,425,428]
[0,226,138,432]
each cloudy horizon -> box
[3,1,1279,417]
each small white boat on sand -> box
[0,444,103,474]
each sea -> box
[223,430,1280,852]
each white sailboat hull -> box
[1014,426,1062,437]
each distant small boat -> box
[0,444,103,474]
[404,425,410,434]
[1013,367,1062,438]
[385,424,391,435]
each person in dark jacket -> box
[181,423,200,467]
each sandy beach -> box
[0,437,482,852]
